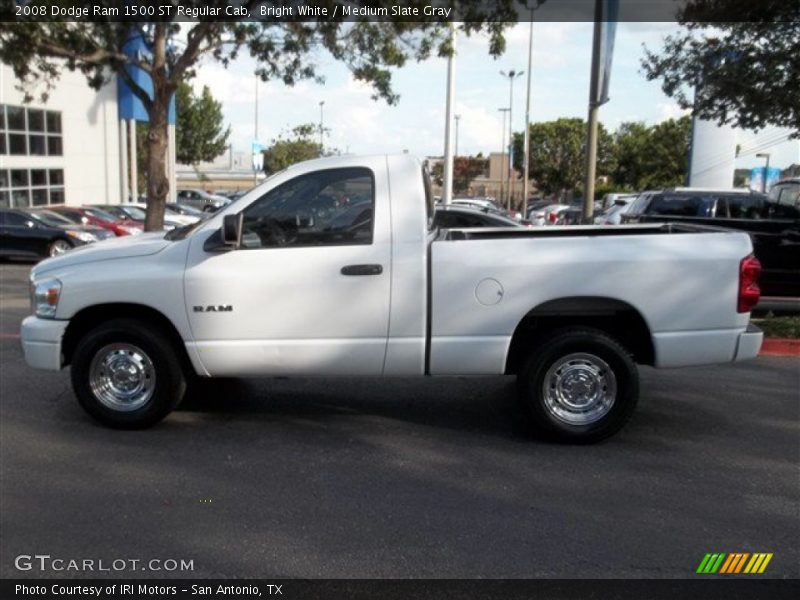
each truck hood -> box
[32,233,171,277]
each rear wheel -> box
[71,319,186,428]
[517,328,639,443]
[48,238,72,257]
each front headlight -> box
[31,278,62,319]
[66,230,98,243]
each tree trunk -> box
[144,96,169,232]
[143,26,171,232]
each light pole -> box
[523,2,539,213]
[454,114,461,158]
[501,69,524,211]
[498,107,509,205]
[756,152,771,192]
[318,101,325,153]
[254,74,259,185]
[442,24,457,205]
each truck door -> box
[183,164,392,376]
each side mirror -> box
[222,213,243,248]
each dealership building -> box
[1,63,125,208]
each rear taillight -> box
[738,255,761,313]
[548,212,558,224]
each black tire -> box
[70,319,186,429]
[517,328,639,444]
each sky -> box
[189,21,799,170]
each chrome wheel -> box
[542,352,617,425]
[89,343,156,411]
[49,239,71,256]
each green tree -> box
[431,156,489,194]
[641,1,799,136]
[175,82,230,167]
[512,118,616,197]
[1,3,516,230]
[262,124,323,174]
[613,116,691,190]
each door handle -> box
[341,264,383,276]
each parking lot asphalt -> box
[1,261,798,579]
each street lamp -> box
[756,152,771,192]
[318,101,325,153]
[500,69,524,211]
[498,107,510,205]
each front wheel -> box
[70,319,186,428]
[517,328,639,443]
[48,238,73,257]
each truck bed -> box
[428,222,754,374]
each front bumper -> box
[733,324,764,362]
[20,316,68,371]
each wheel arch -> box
[62,303,191,371]
[504,296,655,374]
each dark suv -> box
[622,187,799,299]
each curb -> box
[760,338,800,357]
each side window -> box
[723,195,766,220]
[649,194,709,216]
[5,211,33,227]
[240,167,374,249]
[774,184,800,219]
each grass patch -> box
[752,314,800,339]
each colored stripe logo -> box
[697,553,773,574]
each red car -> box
[47,205,143,237]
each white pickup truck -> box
[21,155,764,442]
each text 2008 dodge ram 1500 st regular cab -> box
[21,155,764,442]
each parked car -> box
[622,187,799,298]
[526,199,552,219]
[594,196,636,225]
[26,209,115,241]
[0,207,97,258]
[47,205,144,237]
[599,193,637,213]
[176,189,231,212]
[434,205,526,229]
[21,155,764,443]
[90,204,182,230]
[530,203,571,226]
[552,207,583,226]
[128,203,200,226]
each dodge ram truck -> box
[20,155,764,442]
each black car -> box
[621,187,799,298]
[434,205,526,228]
[0,208,101,259]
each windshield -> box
[121,206,147,220]
[85,207,120,222]
[169,203,204,217]
[27,210,72,227]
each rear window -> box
[628,194,651,215]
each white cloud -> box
[657,102,690,122]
